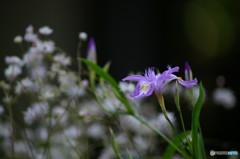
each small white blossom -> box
[39,26,53,35]
[3,96,13,104]
[98,147,115,159]
[78,100,102,118]
[87,124,105,139]
[30,65,46,80]
[0,81,10,90]
[15,78,39,94]
[64,126,81,138]
[53,54,71,66]
[184,86,206,105]
[37,127,48,141]
[133,135,150,151]
[0,105,4,114]
[26,25,34,33]
[23,48,43,65]
[23,25,36,43]
[36,40,55,53]
[119,115,151,135]
[212,88,236,109]
[13,35,23,43]
[5,65,22,80]
[81,79,89,88]
[79,32,88,41]
[102,97,123,112]
[5,56,23,66]
[52,107,68,124]
[0,123,11,138]
[58,72,77,90]
[150,112,176,136]
[66,85,85,97]
[116,133,128,145]
[119,82,135,93]
[24,102,49,125]
[15,141,27,154]
[40,85,58,99]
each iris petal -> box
[130,81,154,98]
[178,78,198,88]
[122,75,146,82]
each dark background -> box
[0,0,239,153]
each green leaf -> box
[191,82,206,159]
[100,61,111,86]
[126,148,133,159]
[80,58,134,114]
[109,128,123,159]
[162,131,192,159]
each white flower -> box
[64,126,81,138]
[0,123,11,138]
[23,47,43,65]
[15,141,27,154]
[78,100,102,118]
[3,96,13,104]
[58,72,78,90]
[212,88,236,109]
[24,25,36,42]
[52,107,68,124]
[116,133,128,145]
[53,54,71,66]
[0,105,4,114]
[5,56,23,66]
[5,65,22,80]
[40,85,58,99]
[81,79,89,88]
[66,85,85,97]
[163,82,183,95]
[26,25,34,33]
[36,40,55,53]
[184,86,206,105]
[36,127,48,141]
[39,26,53,35]
[87,124,105,139]
[15,78,39,94]
[79,32,88,41]
[24,102,49,125]
[102,96,123,112]
[133,135,150,151]
[119,82,135,93]
[30,65,46,80]
[98,147,115,159]
[13,35,23,43]
[151,112,176,136]
[119,115,151,135]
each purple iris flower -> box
[122,66,198,99]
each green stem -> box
[178,107,192,153]
[156,93,192,156]
[77,42,82,79]
[7,104,15,159]
[162,112,186,146]
[156,93,184,144]
[132,114,190,159]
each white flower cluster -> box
[0,25,179,159]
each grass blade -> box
[80,58,134,114]
[109,128,123,159]
[191,82,205,159]
[162,131,191,159]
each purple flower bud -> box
[184,61,193,81]
[87,37,97,63]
